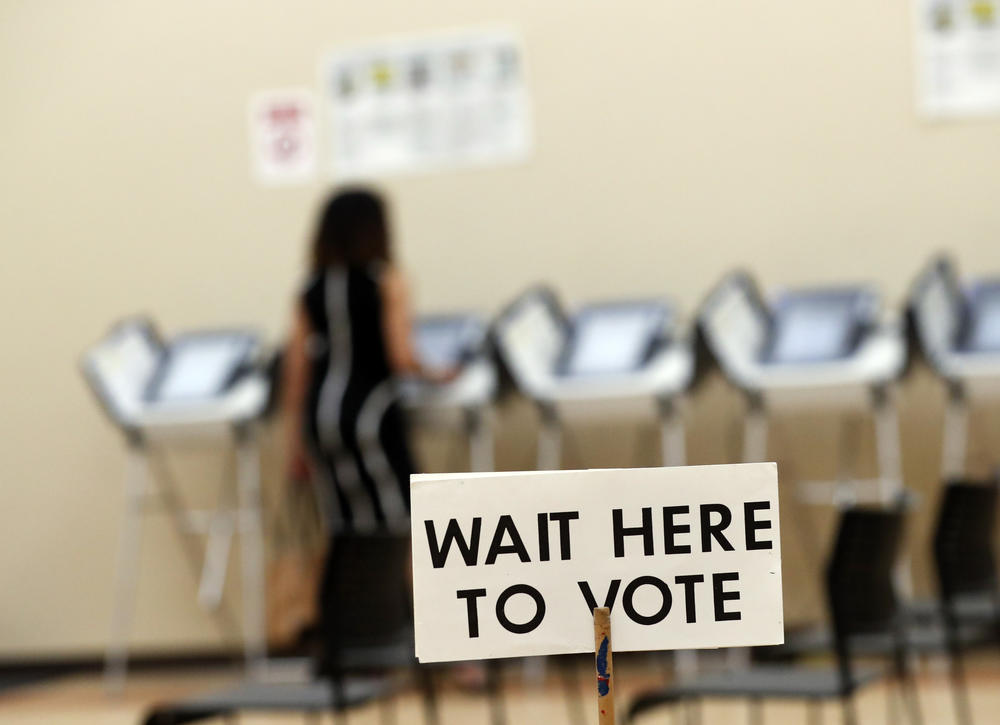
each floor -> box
[0,653,998,724]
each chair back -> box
[318,530,414,673]
[826,506,906,640]
[824,504,915,694]
[696,271,772,382]
[491,286,569,399]
[933,479,999,601]
[908,254,967,370]
[81,318,163,429]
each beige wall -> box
[2,0,1000,658]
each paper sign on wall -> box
[916,0,1000,116]
[323,29,532,179]
[411,463,783,663]
[248,89,317,184]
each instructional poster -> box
[248,89,317,184]
[917,0,1000,116]
[323,29,532,178]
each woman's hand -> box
[287,441,312,485]
[378,267,463,386]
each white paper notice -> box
[249,90,318,184]
[323,29,532,179]
[916,0,1000,116]
[411,463,783,663]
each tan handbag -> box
[266,477,327,647]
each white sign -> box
[248,89,317,184]
[916,0,1000,116]
[411,463,783,663]
[323,29,532,179]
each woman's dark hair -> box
[310,188,392,271]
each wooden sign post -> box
[593,607,615,725]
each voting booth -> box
[909,254,1000,477]
[400,313,498,471]
[698,271,908,505]
[491,287,694,470]
[81,318,271,689]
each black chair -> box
[932,479,1000,725]
[142,531,460,725]
[628,506,922,725]
[756,480,1000,722]
[317,531,437,724]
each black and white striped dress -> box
[302,264,415,532]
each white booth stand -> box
[81,319,270,691]
[698,271,908,506]
[909,254,1000,478]
[400,314,498,472]
[491,287,695,471]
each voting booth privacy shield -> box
[411,463,783,663]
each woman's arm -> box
[379,267,456,382]
[282,301,312,479]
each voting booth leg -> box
[872,386,914,597]
[147,449,235,621]
[105,441,149,693]
[735,395,768,669]
[944,613,974,725]
[872,385,903,503]
[415,665,440,725]
[593,607,616,725]
[196,480,236,611]
[833,414,863,504]
[537,404,562,470]
[841,695,860,725]
[485,660,507,725]
[236,426,267,674]
[148,450,242,639]
[656,397,699,679]
[558,657,587,725]
[465,407,495,472]
[657,397,686,468]
[743,395,768,463]
[941,382,968,479]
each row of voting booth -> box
[81,253,1000,686]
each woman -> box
[282,188,449,531]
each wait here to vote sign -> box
[411,463,783,663]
